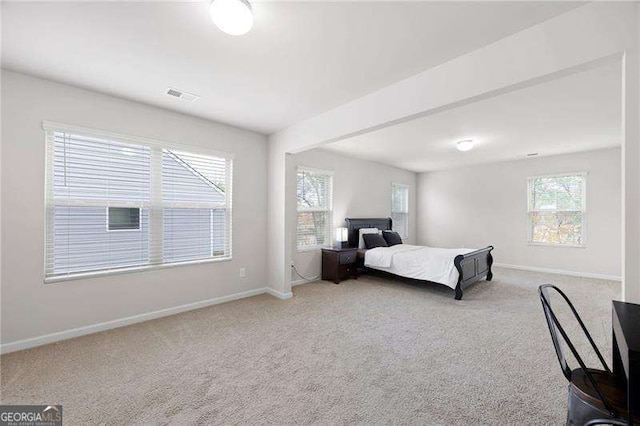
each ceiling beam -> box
[269,2,636,153]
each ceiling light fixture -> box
[456,140,474,152]
[209,0,254,36]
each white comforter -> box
[364,244,476,289]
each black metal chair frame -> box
[538,284,618,419]
[584,420,627,426]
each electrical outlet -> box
[239,268,246,278]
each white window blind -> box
[527,173,586,247]
[391,183,409,239]
[296,167,333,251]
[162,149,232,264]
[45,127,232,280]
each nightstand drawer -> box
[339,251,356,265]
[322,247,358,284]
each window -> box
[391,183,409,239]
[45,125,232,280]
[108,207,141,231]
[528,173,586,247]
[296,167,333,251]
[162,149,231,263]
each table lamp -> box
[335,227,348,249]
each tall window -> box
[45,125,232,280]
[528,173,586,247]
[296,167,333,251]
[391,183,409,239]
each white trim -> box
[296,246,323,253]
[0,287,290,354]
[265,288,293,299]
[527,242,586,248]
[296,165,334,176]
[494,262,621,282]
[42,120,235,159]
[44,256,233,284]
[526,171,589,181]
[391,182,410,190]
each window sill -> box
[44,256,232,284]
[528,242,586,249]
[296,246,325,253]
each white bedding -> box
[364,244,476,289]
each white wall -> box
[417,148,622,278]
[0,3,4,346]
[622,8,640,300]
[270,3,635,152]
[267,2,640,301]
[0,71,268,347]
[290,149,416,282]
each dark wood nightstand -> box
[321,247,358,284]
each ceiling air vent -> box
[165,87,200,102]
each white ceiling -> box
[321,61,622,172]
[1,1,580,134]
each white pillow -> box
[358,228,380,249]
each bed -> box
[345,217,494,300]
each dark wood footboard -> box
[453,246,494,300]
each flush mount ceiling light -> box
[456,140,474,152]
[209,0,254,36]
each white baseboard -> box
[494,263,621,282]
[265,288,293,299]
[1,286,290,354]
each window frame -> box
[106,207,142,232]
[391,183,409,239]
[43,121,234,283]
[527,172,587,248]
[295,166,334,252]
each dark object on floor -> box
[584,419,627,426]
[452,246,493,300]
[344,217,493,300]
[538,284,638,426]
[612,300,640,425]
[321,247,358,284]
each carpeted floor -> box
[0,267,620,425]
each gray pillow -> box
[363,233,388,249]
[383,231,403,246]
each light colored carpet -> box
[0,267,620,425]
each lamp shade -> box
[335,227,348,242]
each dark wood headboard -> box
[344,218,392,248]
